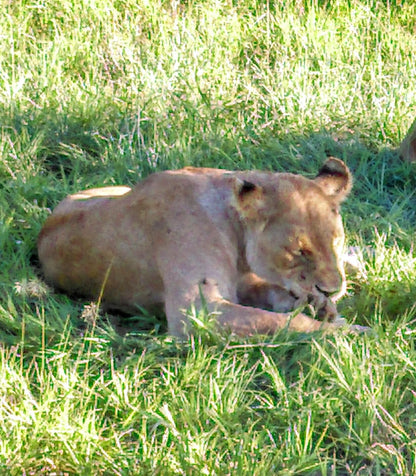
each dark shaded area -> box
[2,104,416,338]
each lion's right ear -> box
[314,157,353,203]
[231,178,267,220]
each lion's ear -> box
[231,178,267,220]
[314,157,352,202]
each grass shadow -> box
[3,106,416,344]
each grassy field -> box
[1,0,416,474]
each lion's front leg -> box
[237,272,339,322]
[237,272,297,312]
[310,290,339,322]
[164,277,351,338]
[285,282,339,323]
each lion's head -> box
[233,157,352,302]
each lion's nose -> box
[315,284,340,298]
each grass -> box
[1,0,416,473]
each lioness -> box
[38,158,361,337]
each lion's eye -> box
[291,248,309,257]
[298,248,313,259]
[285,249,312,268]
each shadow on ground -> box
[3,106,416,338]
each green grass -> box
[2,0,416,473]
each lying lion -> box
[38,158,365,337]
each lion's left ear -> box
[231,178,267,220]
[314,157,352,202]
